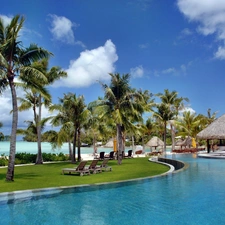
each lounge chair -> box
[87,160,102,174]
[124,150,133,158]
[62,161,90,176]
[105,151,115,160]
[99,151,105,160]
[97,159,112,172]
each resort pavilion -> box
[197,114,225,153]
[145,136,164,151]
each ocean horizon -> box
[0,141,115,156]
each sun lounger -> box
[87,160,102,174]
[124,150,133,158]
[97,159,112,172]
[94,151,105,160]
[62,161,90,176]
[105,151,115,160]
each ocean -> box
[0,141,114,156]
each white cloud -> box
[0,14,12,26]
[162,68,176,74]
[49,14,79,45]
[177,0,225,60]
[0,91,12,127]
[130,65,144,78]
[178,28,193,39]
[139,43,149,49]
[0,87,54,135]
[214,46,225,59]
[180,107,196,114]
[181,28,193,36]
[54,39,118,88]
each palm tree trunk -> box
[163,121,167,155]
[131,136,135,151]
[117,124,123,165]
[93,133,96,155]
[142,136,145,153]
[170,123,175,152]
[77,128,81,162]
[6,81,18,181]
[36,94,43,164]
[68,140,72,159]
[72,128,77,163]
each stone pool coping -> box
[0,158,187,205]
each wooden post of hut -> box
[207,140,210,153]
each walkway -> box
[198,146,225,159]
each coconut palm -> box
[84,105,113,155]
[0,15,51,181]
[0,132,4,141]
[19,59,67,164]
[16,119,48,142]
[0,122,4,141]
[50,93,89,162]
[17,87,51,161]
[49,98,74,160]
[175,111,201,138]
[156,89,189,151]
[136,89,155,151]
[89,73,144,164]
[153,103,175,153]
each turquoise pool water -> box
[1,154,225,224]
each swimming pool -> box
[1,154,225,225]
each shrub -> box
[13,152,69,164]
[0,158,8,166]
[15,152,36,164]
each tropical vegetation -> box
[0,14,218,181]
[0,15,51,181]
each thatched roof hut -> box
[104,138,114,148]
[197,114,225,140]
[146,136,164,148]
[175,137,192,147]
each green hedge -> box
[14,152,69,164]
[0,152,70,166]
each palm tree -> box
[0,15,51,181]
[50,93,89,163]
[0,121,4,141]
[175,111,201,138]
[136,89,155,151]
[153,103,175,153]
[17,87,50,161]
[84,106,111,155]
[89,73,144,164]
[156,89,189,151]
[23,59,67,164]
[16,119,48,142]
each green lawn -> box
[0,158,169,193]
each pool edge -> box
[0,158,187,204]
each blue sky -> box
[1,0,225,135]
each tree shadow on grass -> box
[15,173,41,179]
[0,172,6,180]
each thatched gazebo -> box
[175,137,192,149]
[197,114,225,153]
[146,136,164,151]
[104,138,114,148]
